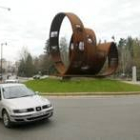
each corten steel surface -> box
[49,12,118,77]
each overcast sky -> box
[0,0,140,62]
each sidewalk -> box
[122,80,140,85]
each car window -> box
[3,85,35,99]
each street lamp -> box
[1,43,7,81]
[0,6,11,11]
[0,5,10,82]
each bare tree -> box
[18,47,35,77]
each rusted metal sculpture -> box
[49,12,118,77]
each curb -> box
[40,91,140,96]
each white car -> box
[0,83,53,128]
[4,79,19,83]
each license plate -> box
[33,112,44,117]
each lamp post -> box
[1,43,7,81]
[0,6,10,82]
[0,6,11,11]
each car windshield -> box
[2,85,35,99]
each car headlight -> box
[42,103,52,109]
[48,103,52,108]
[13,109,27,113]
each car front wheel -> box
[2,110,12,128]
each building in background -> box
[0,59,17,74]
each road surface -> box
[0,96,140,140]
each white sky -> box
[0,0,140,62]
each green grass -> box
[24,78,140,95]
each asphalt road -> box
[1,96,140,140]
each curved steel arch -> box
[49,12,118,77]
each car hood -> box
[4,95,50,109]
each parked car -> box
[4,79,19,83]
[0,83,53,128]
[33,74,40,79]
